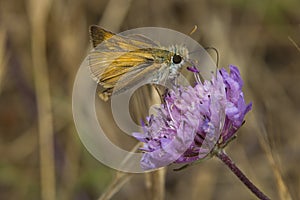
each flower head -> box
[133,65,252,170]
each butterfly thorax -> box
[135,44,189,84]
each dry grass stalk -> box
[145,168,166,200]
[255,114,293,200]
[288,36,300,53]
[0,28,7,94]
[98,172,132,200]
[27,0,55,199]
[99,0,133,32]
[97,142,141,200]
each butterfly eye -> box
[172,54,182,64]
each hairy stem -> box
[216,150,271,200]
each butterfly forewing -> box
[88,26,171,101]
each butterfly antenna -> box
[189,25,198,36]
[204,47,219,68]
[182,25,198,48]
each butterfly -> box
[88,25,192,101]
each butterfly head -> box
[167,45,189,79]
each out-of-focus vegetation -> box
[0,0,299,199]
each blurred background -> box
[0,0,299,199]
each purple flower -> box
[133,65,252,170]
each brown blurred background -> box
[0,0,299,199]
